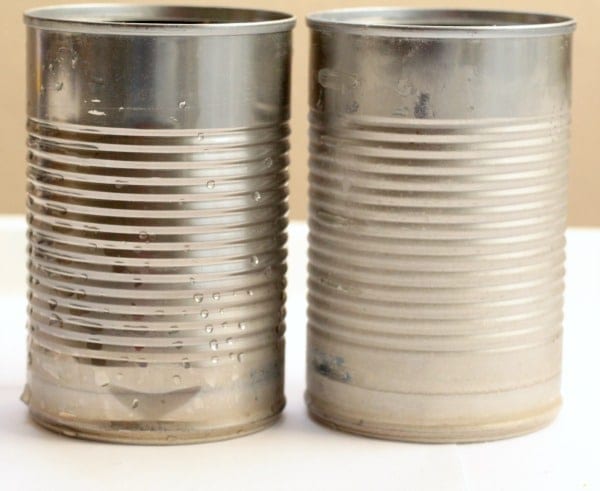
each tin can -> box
[23,4,294,443]
[305,8,575,442]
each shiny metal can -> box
[23,4,294,444]
[306,8,575,442]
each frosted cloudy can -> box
[23,5,294,443]
[305,9,575,442]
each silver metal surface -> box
[23,4,294,444]
[306,8,575,442]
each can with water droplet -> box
[305,8,575,442]
[23,4,294,443]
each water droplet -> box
[189,277,196,285]
[178,101,187,109]
[48,313,62,327]
[91,98,101,103]
[193,293,203,303]
[396,78,412,96]
[238,322,247,331]
[205,325,213,333]
[48,63,54,71]
[212,292,220,301]
[209,340,218,351]
[94,371,110,387]
[172,375,182,385]
[47,298,57,310]
[229,352,236,360]
[264,156,273,168]
[247,289,254,296]
[211,356,219,364]
[87,109,106,116]
[318,68,341,89]
[182,359,191,369]
[201,310,209,319]
[118,106,125,112]
[173,340,184,349]
[55,82,63,91]
[237,352,245,363]
[253,191,262,202]
[131,398,139,409]
[59,411,76,419]
[206,180,215,189]
[138,231,149,241]
[250,255,259,266]
[264,266,273,277]
[226,337,233,345]
[196,133,204,141]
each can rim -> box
[306,8,575,38]
[24,4,296,35]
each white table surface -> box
[0,217,598,491]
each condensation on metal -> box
[305,8,574,443]
[23,5,295,444]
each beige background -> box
[2,0,598,224]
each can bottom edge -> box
[28,403,285,445]
[305,394,561,444]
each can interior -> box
[25,5,294,26]
[111,20,231,25]
[307,8,574,33]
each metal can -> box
[305,8,575,442]
[23,5,294,443]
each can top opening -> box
[24,4,295,35]
[307,8,575,38]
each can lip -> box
[24,4,296,35]
[306,8,575,38]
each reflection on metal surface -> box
[23,4,294,444]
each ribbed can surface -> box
[306,9,575,442]
[23,5,294,443]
